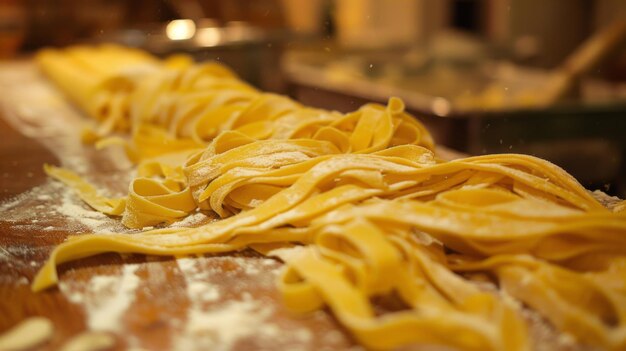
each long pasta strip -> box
[33,45,626,351]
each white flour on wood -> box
[59,264,140,333]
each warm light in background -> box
[195,27,221,47]
[166,19,196,41]
[431,97,451,117]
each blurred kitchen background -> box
[1,0,626,197]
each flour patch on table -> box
[182,295,276,351]
[57,190,111,233]
[174,257,278,351]
[172,256,314,351]
[0,177,125,234]
[0,63,132,232]
[59,264,141,333]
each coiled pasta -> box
[34,45,626,351]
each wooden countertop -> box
[1,62,563,351]
[0,62,359,351]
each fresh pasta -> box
[33,45,626,350]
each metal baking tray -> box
[283,50,626,197]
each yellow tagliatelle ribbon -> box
[43,164,125,215]
[33,45,626,351]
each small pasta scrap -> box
[34,45,626,351]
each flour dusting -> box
[174,256,287,351]
[59,264,141,333]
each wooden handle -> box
[538,17,626,106]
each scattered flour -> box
[59,264,141,333]
[0,63,130,234]
[0,245,39,272]
[60,285,86,305]
[187,281,221,302]
[230,256,265,275]
[169,211,212,228]
[57,190,110,232]
[177,257,221,303]
[0,64,330,351]
[174,256,281,351]
[0,178,124,234]
[182,296,276,351]
[0,197,19,211]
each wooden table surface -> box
[0,62,580,351]
[0,62,360,351]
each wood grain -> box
[0,64,358,351]
[0,62,583,351]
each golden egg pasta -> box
[34,45,626,350]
